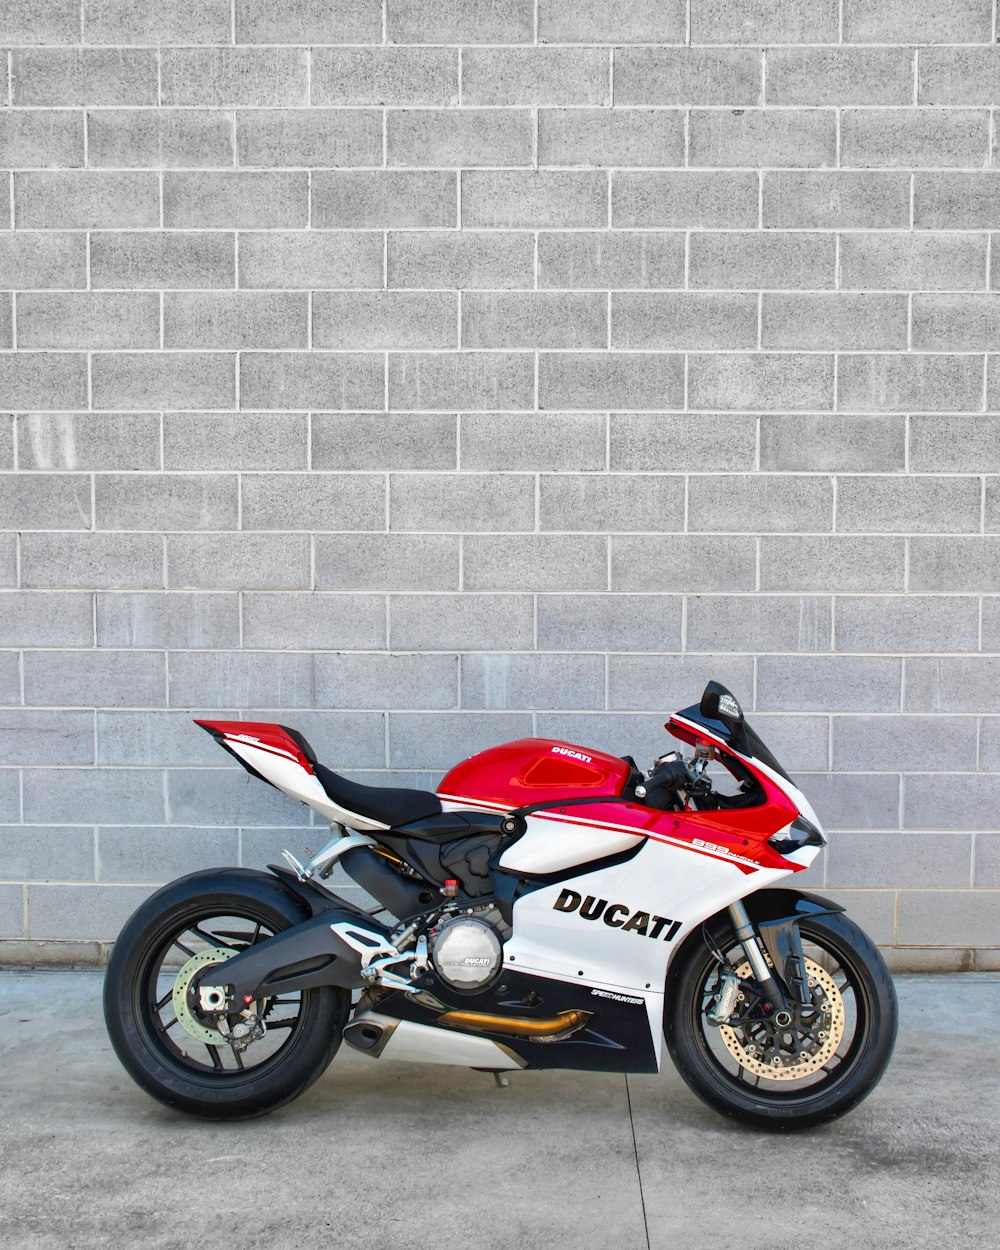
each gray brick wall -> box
[1,0,998,969]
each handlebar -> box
[635,753,694,801]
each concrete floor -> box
[0,972,997,1250]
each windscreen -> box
[674,701,794,785]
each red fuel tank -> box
[437,738,632,811]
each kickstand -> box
[492,1071,509,1089]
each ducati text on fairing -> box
[103,681,897,1130]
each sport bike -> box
[104,682,897,1129]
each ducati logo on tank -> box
[553,889,681,941]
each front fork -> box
[725,900,798,1027]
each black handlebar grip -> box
[636,756,690,798]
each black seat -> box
[314,761,443,829]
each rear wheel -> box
[665,911,897,1130]
[104,872,349,1119]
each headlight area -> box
[768,815,827,857]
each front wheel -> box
[104,871,349,1119]
[665,910,897,1130]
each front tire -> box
[104,870,349,1119]
[665,910,897,1130]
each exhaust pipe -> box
[437,1009,591,1041]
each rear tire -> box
[104,870,349,1120]
[665,910,897,1130]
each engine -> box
[428,910,507,992]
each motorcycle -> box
[104,681,897,1129]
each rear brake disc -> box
[170,947,239,1045]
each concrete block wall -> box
[1,0,999,969]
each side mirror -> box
[700,680,743,724]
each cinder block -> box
[168,651,313,709]
[690,231,835,290]
[94,473,238,532]
[242,472,383,531]
[0,474,91,531]
[540,0,685,42]
[540,353,684,411]
[539,109,684,168]
[610,414,756,472]
[843,0,991,44]
[3,0,80,43]
[92,352,235,411]
[390,472,535,533]
[164,292,307,350]
[11,49,157,106]
[240,352,382,410]
[1,826,94,882]
[762,171,910,229]
[164,172,307,229]
[23,650,165,709]
[689,475,832,535]
[0,710,94,766]
[841,232,986,291]
[27,883,157,941]
[0,767,19,824]
[91,232,235,289]
[313,292,454,351]
[237,110,382,169]
[20,532,162,590]
[758,656,901,712]
[832,832,973,888]
[167,535,310,591]
[611,535,756,593]
[838,476,981,535]
[981,722,1000,771]
[463,534,607,592]
[613,172,758,229]
[689,109,836,169]
[798,775,902,833]
[538,231,684,290]
[691,0,838,43]
[898,890,1000,946]
[913,293,1000,350]
[537,594,682,651]
[835,596,979,654]
[464,293,606,350]
[238,231,382,289]
[975,835,1000,887]
[461,652,605,710]
[921,47,1000,108]
[760,414,905,473]
[837,354,984,413]
[88,0,233,43]
[762,293,907,351]
[616,48,760,106]
[686,595,832,653]
[910,420,1000,477]
[388,109,532,167]
[0,591,93,646]
[614,293,757,351]
[389,352,534,411]
[0,110,84,169]
[96,711,220,767]
[905,773,1000,832]
[0,297,11,350]
[164,413,308,470]
[316,653,457,709]
[909,537,1000,593]
[97,593,239,649]
[841,109,988,169]
[241,593,386,649]
[166,767,313,826]
[0,536,13,590]
[88,109,234,169]
[311,171,456,228]
[313,47,458,106]
[767,48,912,106]
[539,474,683,534]
[313,413,456,471]
[0,234,87,289]
[462,171,607,229]
[690,353,833,412]
[915,172,1000,229]
[760,535,905,592]
[97,826,239,884]
[14,172,158,229]
[904,656,1000,712]
[389,712,533,770]
[389,0,533,43]
[463,48,608,106]
[461,413,605,472]
[388,232,534,290]
[390,594,533,651]
[834,714,976,772]
[314,533,459,590]
[0,419,13,472]
[161,48,307,108]
[0,355,86,411]
[16,293,159,350]
[608,654,754,711]
[235,0,382,43]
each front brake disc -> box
[170,947,239,1045]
